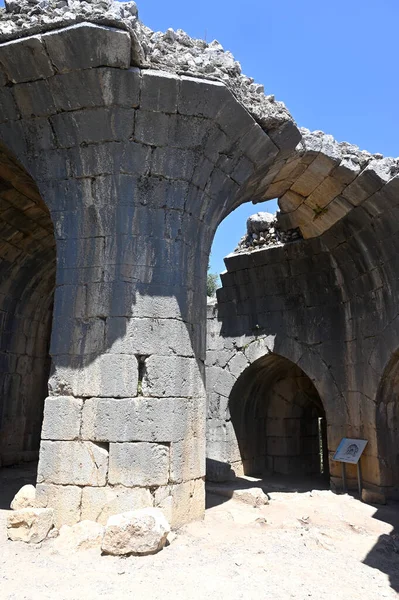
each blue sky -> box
[2,1,398,275]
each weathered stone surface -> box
[7,508,54,543]
[10,484,36,510]
[54,521,104,554]
[81,397,187,443]
[41,396,82,441]
[0,35,54,82]
[35,484,82,528]
[101,508,170,556]
[81,486,153,525]
[37,441,108,486]
[108,443,169,487]
[42,23,131,72]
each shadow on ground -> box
[363,501,399,593]
[0,462,37,510]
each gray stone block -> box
[37,441,108,486]
[41,396,82,441]
[81,397,188,443]
[49,69,104,112]
[42,23,131,72]
[141,69,179,113]
[13,79,55,118]
[170,438,205,483]
[151,146,197,181]
[178,76,227,119]
[51,107,135,148]
[0,35,54,83]
[70,141,151,177]
[52,354,138,399]
[99,67,141,108]
[108,442,169,487]
[105,317,194,357]
[134,110,170,146]
[143,356,204,398]
[0,87,19,122]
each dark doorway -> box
[0,144,55,467]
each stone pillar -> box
[0,23,291,527]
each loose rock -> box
[54,521,104,554]
[10,484,36,510]
[101,508,170,556]
[7,508,54,543]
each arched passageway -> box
[229,354,329,482]
[0,145,55,467]
[375,351,399,499]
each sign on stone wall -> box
[333,438,368,464]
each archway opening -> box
[229,354,329,486]
[0,144,56,471]
[375,351,399,499]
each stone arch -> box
[227,353,329,480]
[0,143,55,467]
[375,350,399,498]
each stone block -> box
[81,486,153,525]
[143,355,204,398]
[108,442,170,487]
[160,479,205,529]
[102,508,170,556]
[105,317,194,357]
[42,24,131,72]
[239,122,279,166]
[170,438,205,483]
[24,117,56,151]
[49,354,138,398]
[7,508,54,543]
[35,484,82,528]
[13,79,55,117]
[70,141,151,177]
[151,146,197,180]
[81,397,188,443]
[37,441,108,486]
[178,76,227,119]
[134,110,170,146]
[49,69,104,111]
[0,35,54,83]
[51,107,135,148]
[141,69,179,113]
[0,87,19,122]
[41,396,82,441]
[342,160,392,206]
[99,67,141,108]
[291,153,340,197]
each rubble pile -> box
[235,212,302,253]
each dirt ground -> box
[1,464,399,600]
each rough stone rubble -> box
[0,0,292,130]
[235,211,302,253]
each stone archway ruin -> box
[1,0,399,528]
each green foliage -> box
[207,272,219,297]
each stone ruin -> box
[0,0,398,540]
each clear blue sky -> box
[2,1,398,276]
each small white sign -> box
[333,438,368,464]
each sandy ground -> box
[0,464,399,600]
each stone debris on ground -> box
[10,484,36,510]
[101,507,171,556]
[54,520,105,554]
[7,507,54,543]
[235,211,303,253]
